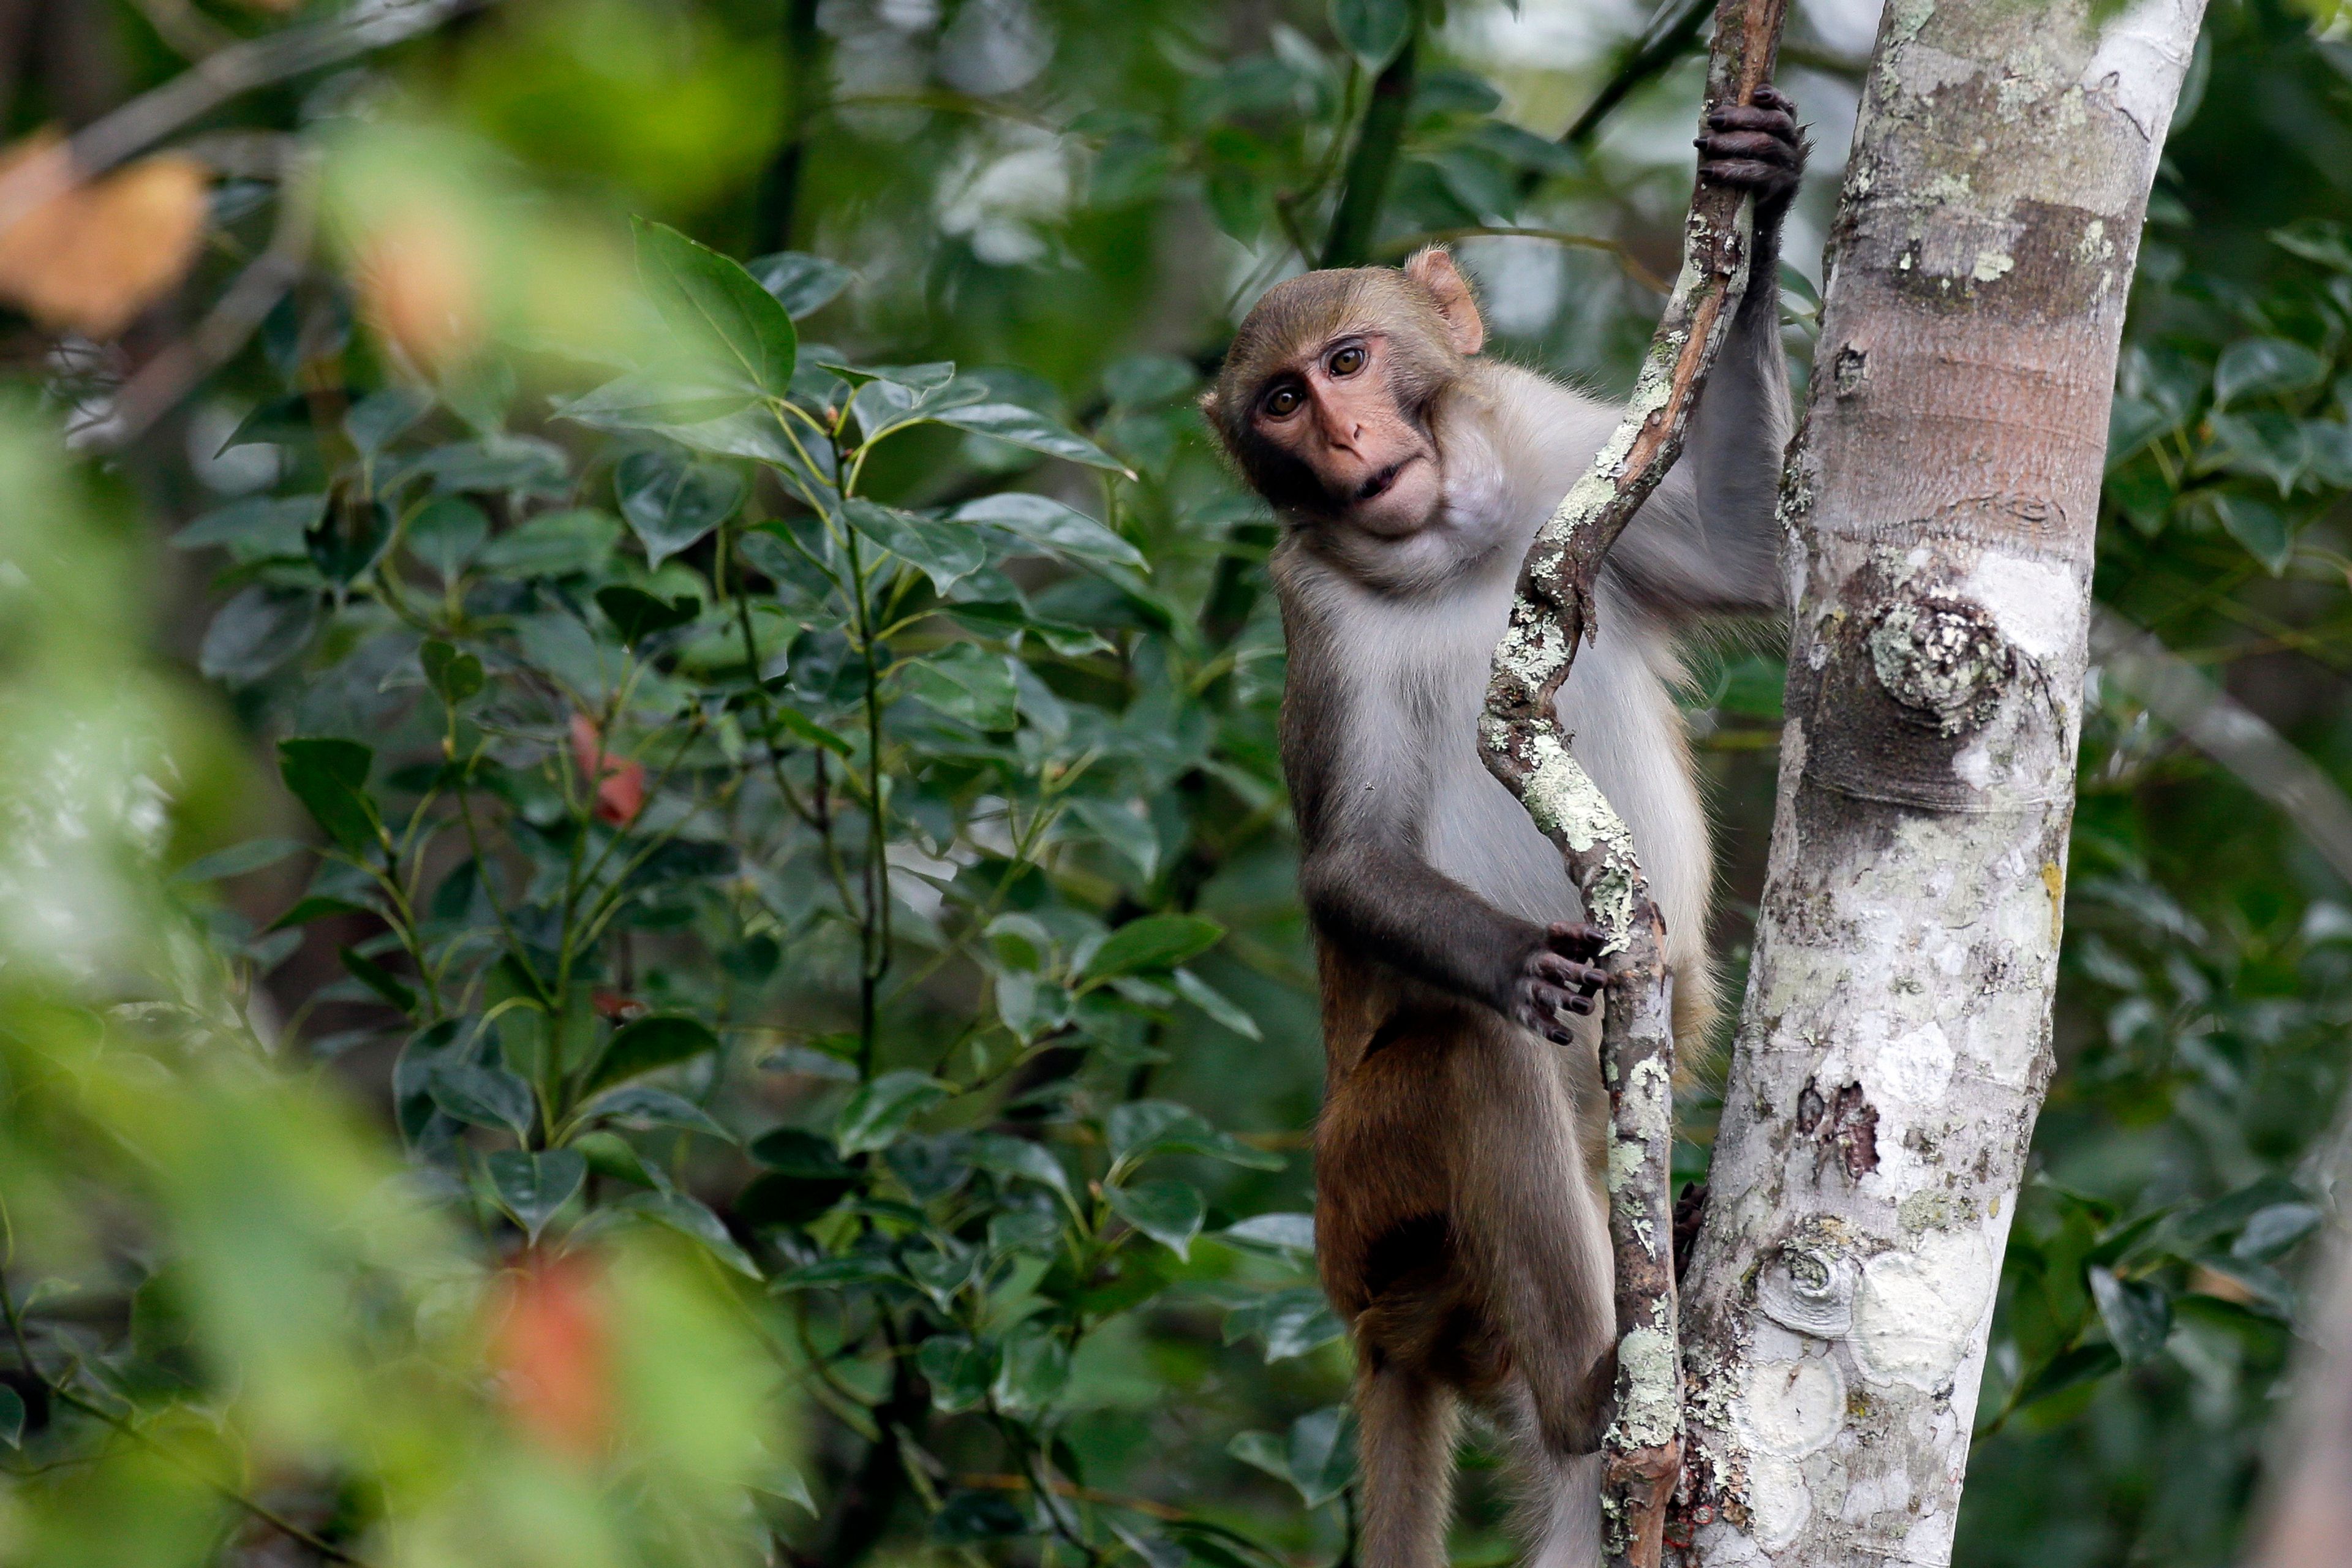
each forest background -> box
[1,0,2349,1565]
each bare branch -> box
[1475,1,1790,1562]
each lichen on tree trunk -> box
[1673,0,2207,1562]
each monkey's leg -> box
[1494,1379,1605,1568]
[1355,1357,1458,1568]
[1447,1021,1615,1456]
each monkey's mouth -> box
[1355,456,1418,502]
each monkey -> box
[1199,89,1806,1568]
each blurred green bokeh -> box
[1,1,2351,1565]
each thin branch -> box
[0,0,494,233]
[1374,225,1670,293]
[100,145,319,449]
[2090,606,2352,886]
[127,0,236,61]
[1318,15,1422,270]
[1475,0,1790,1562]
[1559,0,1717,150]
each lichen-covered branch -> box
[1673,1,2208,1563]
[1475,2,1790,1562]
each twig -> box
[127,0,236,61]
[0,1271,369,1566]
[1373,225,1670,294]
[100,145,320,449]
[0,0,494,235]
[1474,0,1790,1562]
[1318,15,1421,269]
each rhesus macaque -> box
[1200,89,1806,1568]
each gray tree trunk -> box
[1674,0,2207,1562]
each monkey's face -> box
[1205,251,1487,548]
[1240,330,1445,539]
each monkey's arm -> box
[1299,835,1603,1046]
[1609,86,1806,619]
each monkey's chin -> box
[1343,455,1442,538]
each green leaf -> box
[748,252,854,318]
[477,509,622,578]
[1223,1287,1346,1362]
[277,738,380,854]
[200,587,317,682]
[339,946,417,1012]
[1083,914,1226,980]
[2305,421,2352,489]
[736,1169,854,1229]
[750,1126,854,1175]
[927,402,1130,473]
[557,369,756,430]
[578,1084,734,1141]
[2214,337,2329,407]
[407,497,489,579]
[1102,353,1199,407]
[900,643,1019,732]
[956,492,1147,570]
[345,385,434,454]
[2011,1341,2123,1414]
[932,1491,1031,1544]
[595,584,700,645]
[2210,492,2296,575]
[419,639,485,706]
[2205,411,2307,494]
[1106,1179,1205,1259]
[1330,0,1413,67]
[615,448,745,565]
[634,218,798,398]
[770,704,853,758]
[843,498,990,594]
[172,837,307,884]
[428,1061,538,1139]
[2087,1265,2173,1364]
[174,494,323,560]
[1220,1213,1315,1256]
[0,1385,22,1448]
[835,1070,949,1156]
[488,1148,586,1242]
[992,1327,1071,1415]
[2271,219,2352,271]
[1172,968,1261,1040]
[1107,1099,1284,1171]
[265,895,372,932]
[967,1131,1072,1197]
[582,1014,720,1096]
[306,496,394,584]
[2234,1202,2324,1261]
[612,1189,761,1277]
[1231,1407,1354,1507]
[918,1334,998,1412]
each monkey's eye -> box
[1262,383,1305,419]
[1328,344,1368,377]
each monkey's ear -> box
[1404,247,1485,356]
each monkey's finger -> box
[1697,129,1801,167]
[1544,920,1606,959]
[1705,105,1798,141]
[1702,159,1801,195]
[1751,84,1796,114]
[1534,954,1608,994]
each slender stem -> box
[0,1274,369,1566]
[1318,19,1421,270]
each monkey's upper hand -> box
[1510,921,1608,1046]
[1697,83,1808,225]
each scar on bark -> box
[1795,1077,1879,1179]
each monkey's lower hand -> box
[1697,83,1807,233]
[1512,921,1608,1046]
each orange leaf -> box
[490,1252,612,1463]
[570,714,647,827]
[0,130,209,339]
[356,203,483,373]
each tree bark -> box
[1675,0,2207,1562]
